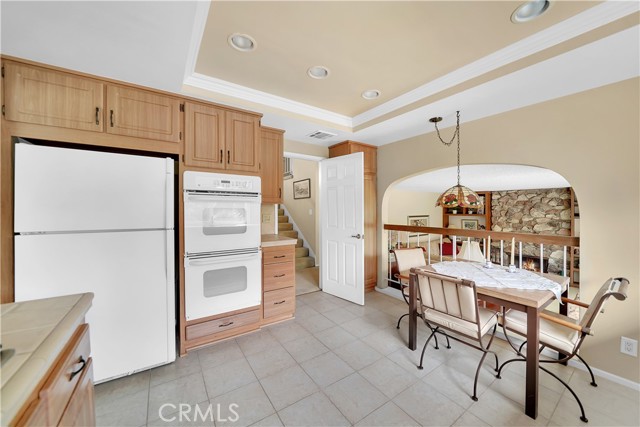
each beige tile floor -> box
[295,267,320,296]
[95,291,640,427]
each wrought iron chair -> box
[411,268,500,401]
[497,277,630,423]
[392,247,427,329]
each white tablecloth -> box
[430,261,563,301]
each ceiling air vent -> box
[307,130,337,140]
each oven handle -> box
[186,254,260,267]
[185,194,260,204]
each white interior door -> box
[319,152,364,305]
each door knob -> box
[351,234,363,239]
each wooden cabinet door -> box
[184,102,225,168]
[59,358,95,427]
[225,111,260,172]
[260,127,284,203]
[106,85,182,143]
[364,174,377,290]
[3,62,104,132]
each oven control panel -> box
[184,171,261,193]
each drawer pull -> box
[274,255,286,259]
[70,356,87,381]
[95,107,100,125]
[274,274,286,278]
[220,149,223,163]
[219,321,234,328]
[274,300,286,305]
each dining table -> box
[404,262,570,420]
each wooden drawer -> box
[263,261,295,292]
[263,287,295,320]
[20,323,91,426]
[186,309,260,341]
[263,245,295,265]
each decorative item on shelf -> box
[293,178,311,199]
[431,111,484,210]
[461,219,479,230]
[451,209,458,214]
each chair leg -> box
[518,340,527,353]
[541,366,588,423]
[396,313,408,329]
[575,353,598,387]
[418,328,438,370]
[472,350,489,401]
[496,357,525,379]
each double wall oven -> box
[183,171,262,321]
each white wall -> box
[283,158,318,255]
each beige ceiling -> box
[196,1,600,117]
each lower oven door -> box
[184,250,262,321]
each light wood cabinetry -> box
[17,323,95,427]
[106,85,183,143]
[329,141,378,292]
[185,309,261,342]
[262,245,296,324]
[225,111,260,173]
[3,62,104,132]
[442,191,492,230]
[183,102,261,173]
[260,127,284,203]
[184,102,225,168]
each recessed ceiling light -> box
[511,0,551,23]
[361,90,381,100]
[228,33,256,51]
[307,66,330,79]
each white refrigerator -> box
[14,142,176,383]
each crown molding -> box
[183,0,210,82]
[184,73,353,128]
[352,0,640,127]
[183,1,638,130]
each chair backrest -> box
[579,277,630,335]
[412,268,479,325]
[392,248,426,279]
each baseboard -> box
[374,289,640,391]
[375,286,404,302]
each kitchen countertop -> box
[0,293,94,425]
[261,234,297,247]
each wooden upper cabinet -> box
[328,140,377,174]
[106,85,182,143]
[260,127,284,204]
[184,102,225,168]
[3,62,104,132]
[225,111,260,172]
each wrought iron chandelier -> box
[430,111,484,209]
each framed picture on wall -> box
[461,219,479,230]
[407,215,429,238]
[293,178,311,199]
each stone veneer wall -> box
[491,188,572,273]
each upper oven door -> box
[184,191,261,254]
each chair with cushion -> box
[411,268,500,401]
[497,277,631,423]
[392,247,427,329]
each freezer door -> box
[14,143,174,233]
[15,230,176,382]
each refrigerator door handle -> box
[165,158,174,228]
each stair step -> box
[279,230,298,239]
[296,239,303,248]
[278,215,288,223]
[278,223,293,231]
[277,209,285,216]
[295,247,309,258]
[296,256,315,270]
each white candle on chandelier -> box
[510,237,515,265]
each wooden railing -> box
[384,224,579,285]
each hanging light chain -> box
[434,111,462,185]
